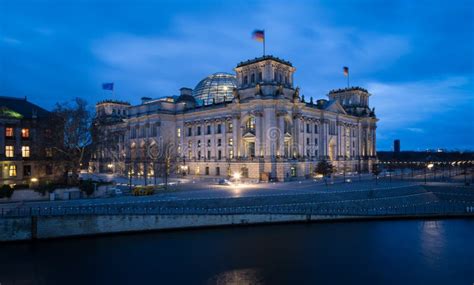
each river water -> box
[0,218,473,285]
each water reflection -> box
[420,220,445,266]
[208,268,263,285]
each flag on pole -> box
[343,66,349,76]
[252,30,265,42]
[102,83,114,91]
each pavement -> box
[1,172,473,217]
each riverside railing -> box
[1,201,472,218]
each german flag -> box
[252,30,265,42]
[343,66,349,76]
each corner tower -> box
[234,55,297,101]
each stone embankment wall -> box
[1,214,344,241]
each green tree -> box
[372,163,381,185]
[0,185,14,199]
[315,160,334,186]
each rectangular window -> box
[315,138,318,145]
[228,138,233,146]
[5,146,14,157]
[216,167,220,176]
[21,128,30,139]
[197,126,201,136]
[177,128,181,138]
[197,140,201,147]
[45,147,53,158]
[9,165,17,177]
[306,138,310,145]
[22,146,30,158]
[23,165,31,176]
[198,150,201,159]
[188,127,192,136]
[217,124,222,134]
[5,127,14,138]
[45,165,53,175]
[218,150,222,160]
[207,125,211,135]
[207,150,211,160]
[205,166,210,175]
[229,149,234,159]
[306,123,311,133]
[227,122,233,133]
[217,139,222,146]
[314,125,318,133]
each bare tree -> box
[52,98,93,184]
[146,137,176,189]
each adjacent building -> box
[0,96,62,185]
[92,55,377,181]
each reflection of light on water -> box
[420,220,445,266]
[208,268,263,285]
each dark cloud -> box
[0,0,472,150]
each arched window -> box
[243,75,248,85]
[251,73,255,83]
[246,116,256,132]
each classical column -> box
[278,113,285,157]
[232,114,239,158]
[255,112,262,157]
[264,108,276,159]
[321,119,328,158]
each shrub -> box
[35,183,57,196]
[13,184,30,190]
[79,179,95,196]
[0,185,14,199]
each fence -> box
[1,201,472,218]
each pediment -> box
[324,100,347,115]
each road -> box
[1,176,473,217]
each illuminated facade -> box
[0,96,61,185]
[92,55,377,181]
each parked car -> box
[218,179,233,186]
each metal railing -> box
[1,201,472,218]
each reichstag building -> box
[92,55,377,181]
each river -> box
[0,218,473,284]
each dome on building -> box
[192,72,237,105]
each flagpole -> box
[263,29,266,56]
[347,73,350,88]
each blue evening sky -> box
[0,0,473,150]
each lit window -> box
[227,122,233,132]
[9,165,17,177]
[45,148,53,158]
[228,138,233,146]
[5,146,14,157]
[229,149,234,159]
[177,128,181,138]
[21,128,29,138]
[5,127,13,137]
[22,146,30,158]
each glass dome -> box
[192,72,237,105]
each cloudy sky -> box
[1,0,473,150]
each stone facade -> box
[0,96,63,185]
[91,56,377,181]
